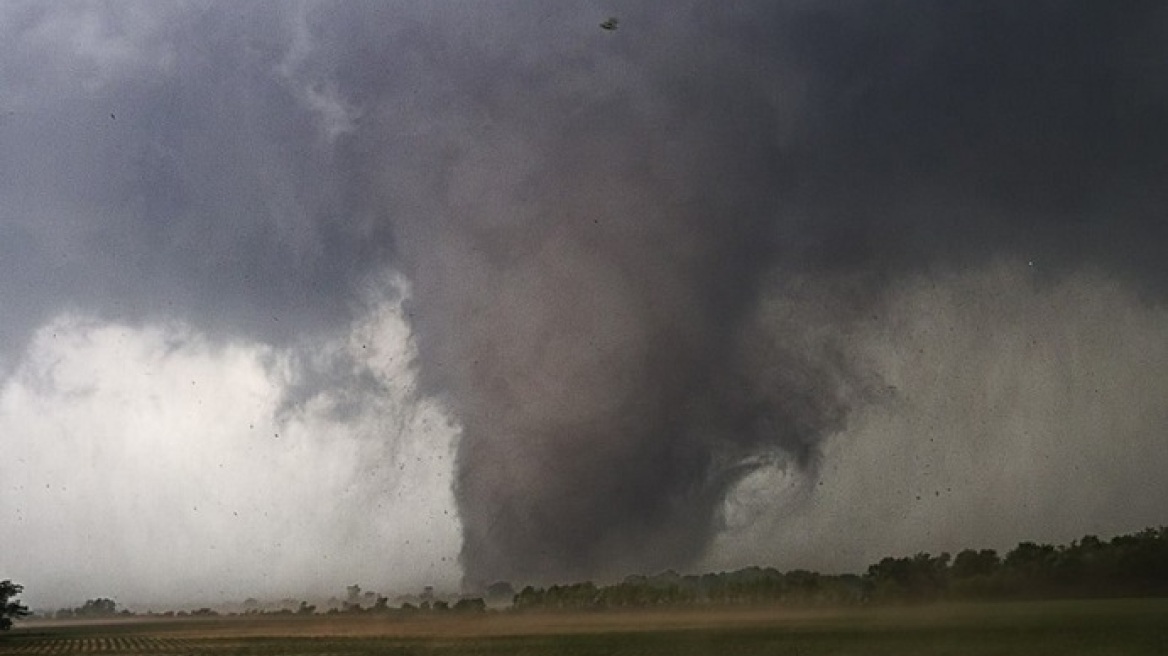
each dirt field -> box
[3,598,1166,655]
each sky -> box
[2,1,1167,610]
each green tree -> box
[1,580,31,631]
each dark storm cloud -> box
[768,1,1168,288]
[0,3,388,365]
[3,1,1166,592]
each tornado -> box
[335,1,1168,588]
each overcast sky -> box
[2,2,1167,611]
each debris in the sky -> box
[600,17,619,31]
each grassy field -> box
[2,598,1166,655]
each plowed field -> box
[3,599,1166,655]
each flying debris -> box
[600,17,619,31]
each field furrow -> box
[0,636,213,655]
[4,599,1167,655]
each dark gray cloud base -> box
[2,2,1166,589]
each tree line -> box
[50,598,125,620]
[5,526,1166,628]
[511,526,1168,609]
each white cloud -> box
[276,1,361,143]
[0,284,461,610]
[708,263,1168,573]
[0,2,178,105]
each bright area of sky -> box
[2,2,1167,611]
[3,288,463,609]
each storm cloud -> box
[2,1,1167,603]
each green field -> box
[3,599,1166,655]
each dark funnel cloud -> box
[3,1,1166,593]
[319,3,865,585]
[313,2,1168,586]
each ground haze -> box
[5,599,1166,655]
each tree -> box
[1,580,31,631]
[865,552,950,602]
[951,549,1000,579]
[76,598,117,617]
[453,597,485,613]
